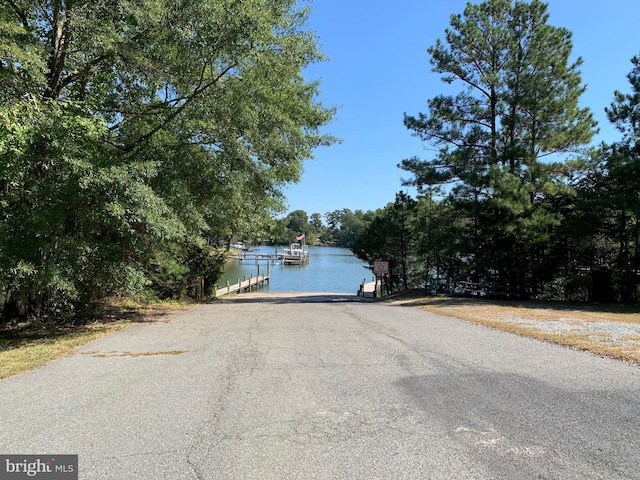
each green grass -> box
[0,300,186,380]
[0,322,130,379]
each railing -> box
[230,252,284,263]
[214,264,271,298]
[358,277,382,298]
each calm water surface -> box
[218,246,370,294]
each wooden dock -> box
[230,252,284,263]
[358,277,381,298]
[214,263,271,297]
[230,249,310,266]
[282,255,309,265]
[214,273,270,297]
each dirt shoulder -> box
[0,302,184,380]
[385,293,640,364]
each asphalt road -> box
[1,293,639,479]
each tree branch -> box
[5,0,30,29]
[120,63,238,154]
[57,53,111,91]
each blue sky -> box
[284,0,640,217]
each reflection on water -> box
[218,246,370,294]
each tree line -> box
[263,209,375,247]
[3,0,639,325]
[352,0,640,303]
[0,0,335,322]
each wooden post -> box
[196,276,204,301]
[226,280,230,294]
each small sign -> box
[373,260,389,275]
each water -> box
[218,246,370,294]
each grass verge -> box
[385,293,640,364]
[0,300,185,380]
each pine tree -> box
[569,54,640,301]
[351,193,416,291]
[401,0,596,297]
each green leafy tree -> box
[412,191,468,293]
[401,0,595,297]
[286,210,309,235]
[267,209,317,245]
[310,213,324,231]
[0,0,335,320]
[351,193,416,291]
[267,217,290,246]
[324,208,373,247]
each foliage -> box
[399,0,596,298]
[146,241,225,299]
[351,193,416,291]
[264,208,376,248]
[0,0,335,322]
[324,209,374,247]
[411,191,468,293]
[355,47,640,302]
[268,210,312,245]
[560,54,640,301]
[354,2,640,302]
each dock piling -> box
[215,270,270,298]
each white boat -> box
[282,242,309,265]
[231,241,246,251]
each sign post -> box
[373,260,389,275]
[373,260,390,297]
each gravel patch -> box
[499,316,640,347]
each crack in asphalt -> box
[185,320,263,473]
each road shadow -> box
[395,367,640,478]
[211,292,372,304]
[0,305,149,350]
